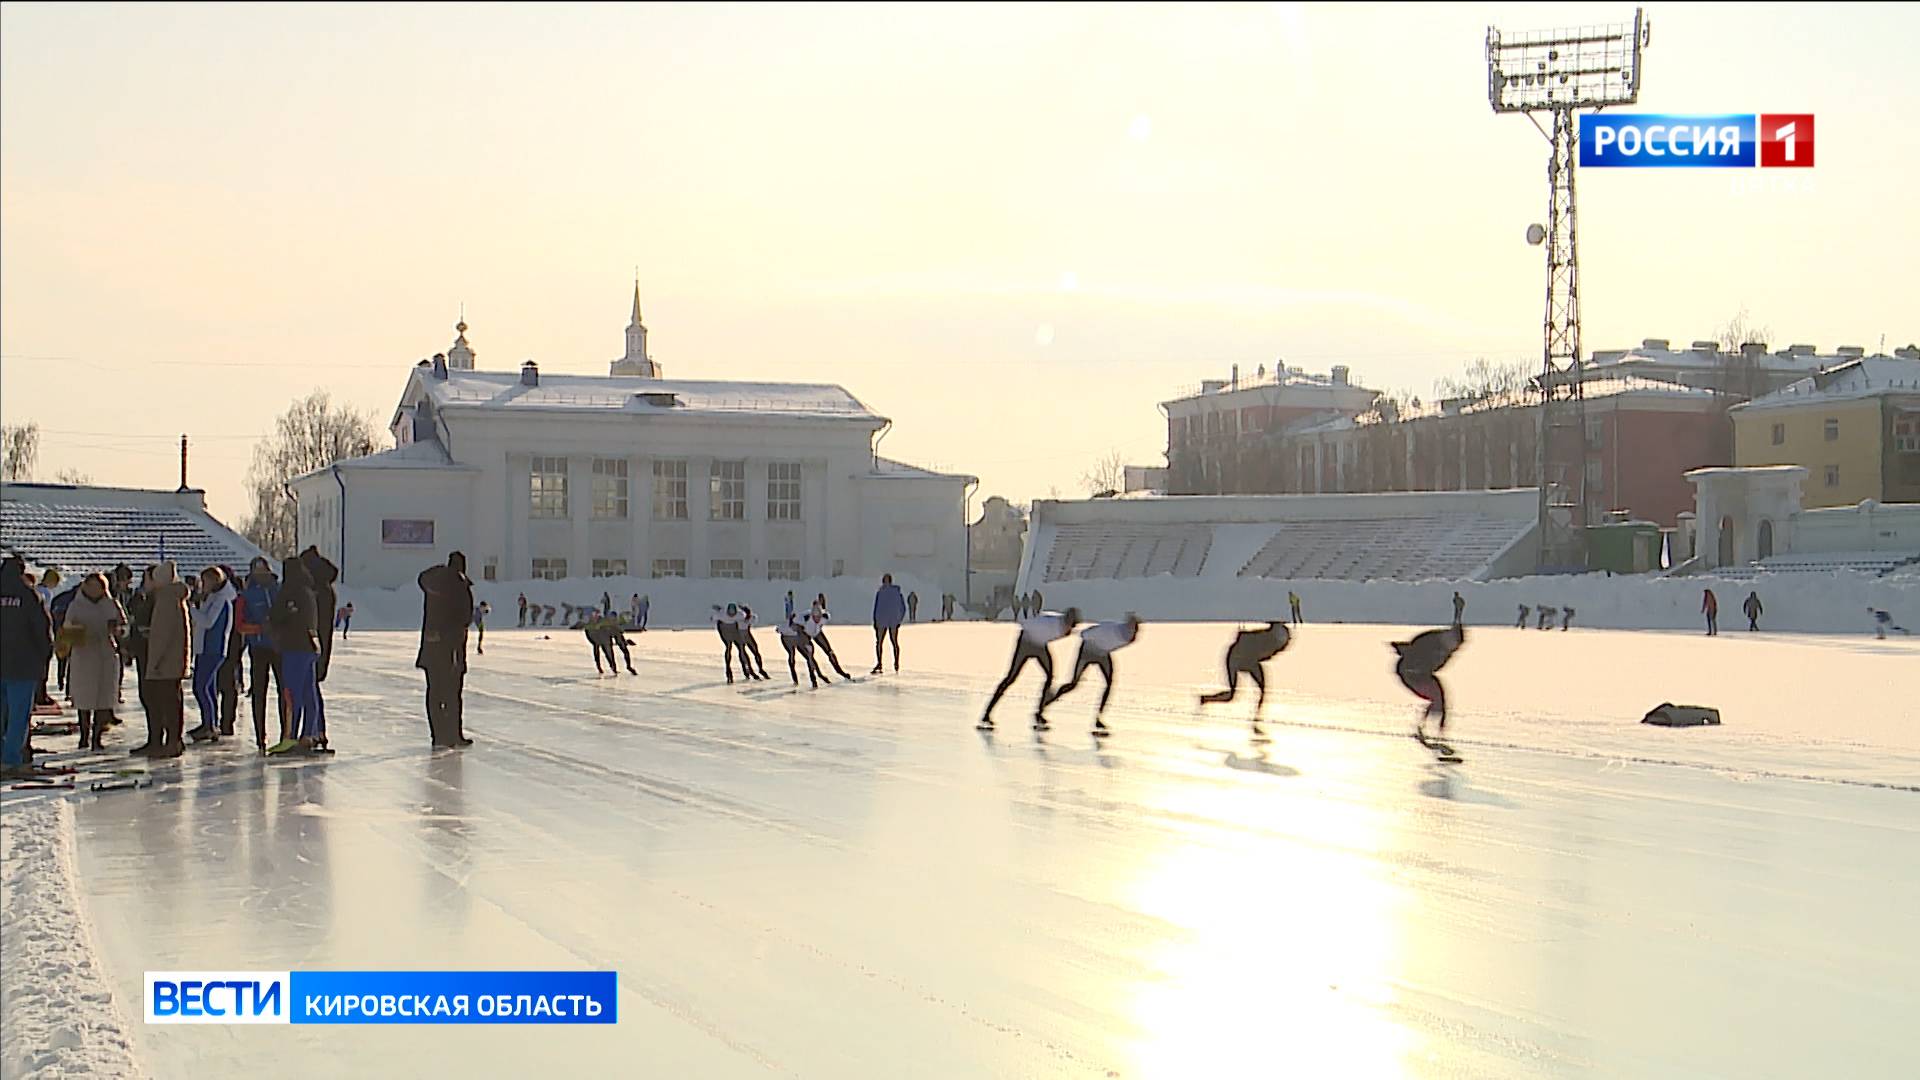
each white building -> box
[292,289,976,591]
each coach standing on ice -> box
[871,574,906,675]
[417,552,474,749]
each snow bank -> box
[337,573,948,632]
[0,799,143,1079]
[1027,570,1920,634]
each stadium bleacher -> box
[1,487,263,576]
[1028,496,1538,586]
[1042,524,1213,582]
[1234,513,1534,583]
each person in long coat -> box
[63,573,126,750]
[138,562,191,758]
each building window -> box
[1825,465,1840,487]
[767,558,802,581]
[531,557,568,581]
[767,462,802,520]
[650,558,686,579]
[832,559,845,577]
[1771,422,1786,446]
[710,460,746,520]
[592,458,628,519]
[530,456,568,518]
[1895,412,1920,453]
[1824,418,1839,442]
[1586,418,1605,449]
[710,558,745,580]
[652,460,688,519]
[1584,458,1604,492]
[592,559,627,578]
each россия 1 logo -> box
[1580,114,1813,168]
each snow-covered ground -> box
[4,622,1918,1079]
[334,567,1920,635]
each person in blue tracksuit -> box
[237,558,286,750]
[187,567,237,742]
[870,574,907,674]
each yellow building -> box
[1730,353,1920,509]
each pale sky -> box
[3,2,1915,522]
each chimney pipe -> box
[178,434,189,492]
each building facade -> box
[292,297,975,591]
[1160,339,1905,528]
[1729,352,1920,509]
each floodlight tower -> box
[1487,8,1649,570]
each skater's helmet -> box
[1062,606,1081,625]
[726,603,739,616]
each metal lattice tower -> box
[1486,9,1649,570]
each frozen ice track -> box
[30,625,1920,1079]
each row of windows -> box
[528,557,805,580]
[529,459,805,521]
[1769,418,1846,447]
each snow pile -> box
[337,572,947,631]
[0,799,143,1080]
[1027,569,1920,634]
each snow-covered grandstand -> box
[1016,489,1538,592]
[0,482,263,575]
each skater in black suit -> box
[1199,621,1291,734]
[1392,624,1464,739]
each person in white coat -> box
[187,567,237,742]
[979,607,1081,731]
[802,597,853,679]
[1040,613,1141,736]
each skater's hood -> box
[299,546,339,587]
[281,557,312,589]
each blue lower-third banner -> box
[145,971,618,1024]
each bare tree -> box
[1080,450,1128,496]
[1715,306,1771,354]
[53,467,92,485]
[2,422,39,480]
[240,391,381,557]
[1435,358,1533,402]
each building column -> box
[508,452,531,580]
[747,458,768,580]
[629,454,650,580]
[569,455,592,578]
[1312,439,1324,493]
[804,461,827,577]
[689,455,712,578]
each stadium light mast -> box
[1487,8,1649,571]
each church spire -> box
[610,277,660,378]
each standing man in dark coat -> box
[300,547,340,750]
[417,552,474,749]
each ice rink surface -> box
[29,622,1920,1079]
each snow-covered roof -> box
[866,457,977,483]
[289,439,475,485]
[0,483,263,575]
[1730,357,1920,413]
[1587,340,1860,375]
[416,369,883,423]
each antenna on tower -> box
[1487,7,1649,571]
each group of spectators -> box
[0,547,344,776]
